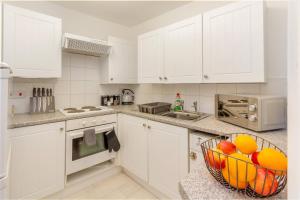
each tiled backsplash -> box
[9,53,287,115]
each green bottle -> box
[174,93,183,111]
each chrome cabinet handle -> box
[159,77,162,80]
[147,125,151,129]
[164,77,168,80]
[203,75,208,79]
[110,78,113,81]
[60,127,64,132]
[142,123,146,127]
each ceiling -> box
[54,1,190,27]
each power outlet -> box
[9,91,26,99]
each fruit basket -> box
[200,133,287,198]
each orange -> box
[234,134,257,154]
[225,152,257,182]
[222,168,248,189]
[249,168,278,196]
[257,148,287,175]
[205,148,226,169]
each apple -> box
[205,149,225,169]
[217,141,236,155]
[251,152,260,165]
[249,168,278,196]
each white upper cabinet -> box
[100,36,137,84]
[164,15,202,83]
[138,29,164,83]
[138,16,202,84]
[3,4,62,78]
[203,1,265,83]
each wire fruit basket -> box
[200,133,287,198]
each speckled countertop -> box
[8,105,287,199]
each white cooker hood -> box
[62,33,112,57]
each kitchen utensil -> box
[201,133,287,198]
[121,89,134,105]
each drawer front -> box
[66,114,117,131]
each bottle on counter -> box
[174,93,184,111]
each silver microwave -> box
[215,94,286,132]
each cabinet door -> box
[148,121,188,199]
[119,114,148,182]
[108,37,137,84]
[9,122,65,199]
[164,15,202,83]
[3,4,62,78]
[138,29,164,83]
[203,1,264,83]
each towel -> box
[83,129,96,146]
[105,128,120,152]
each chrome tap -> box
[192,101,198,112]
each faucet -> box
[192,101,198,112]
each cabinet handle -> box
[147,125,151,129]
[203,75,208,79]
[189,152,197,160]
[60,127,64,132]
[110,78,113,81]
[164,77,168,80]
[159,76,162,80]
[142,123,146,127]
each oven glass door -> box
[72,130,110,161]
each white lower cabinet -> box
[119,114,148,182]
[9,122,65,199]
[119,114,188,198]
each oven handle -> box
[69,126,114,139]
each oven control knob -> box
[248,104,256,112]
[248,115,257,122]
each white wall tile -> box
[85,81,99,94]
[86,68,100,81]
[70,81,85,94]
[236,84,261,95]
[216,84,237,94]
[260,78,287,96]
[54,80,70,95]
[69,54,86,68]
[55,94,70,109]
[70,94,86,107]
[199,84,217,97]
[199,96,215,114]
[85,94,100,106]
[85,56,101,69]
[70,67,86,81]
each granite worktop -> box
[8,105,287,199]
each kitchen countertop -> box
[8,105,287,199]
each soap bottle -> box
[174,93,184,111]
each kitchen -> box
[0,0,297,199]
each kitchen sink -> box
[159,111,209,121]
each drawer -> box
[66,114,117,131]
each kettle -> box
[121,89,134,105]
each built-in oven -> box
[66,123,116,175]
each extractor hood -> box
[62,33,112,57]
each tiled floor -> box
[51,173,158,199]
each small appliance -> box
[121,89,134,105]
[215,94,286,131]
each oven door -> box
[66,123,116,175]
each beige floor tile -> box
[60,173,157,200]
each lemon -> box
[258,148,287,175]
[234,134,257,154]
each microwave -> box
[215,94,286,132]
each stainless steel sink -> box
[160,111,209,121]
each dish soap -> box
[174,93,184,111]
